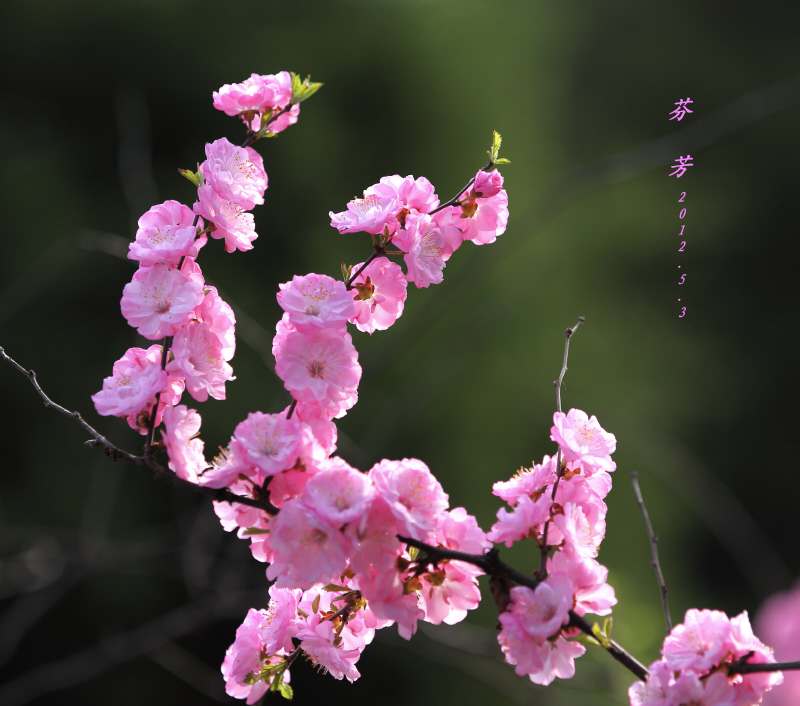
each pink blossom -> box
[262,585,302,655]
[194,184,257,253]
[120,263,204,339]
[498,612,585,685]
[471,168,504,199]
[202,443,252,492]
[266,499,349,589]
[487,493,553,548]
[550,409,617,473]
[200,138,267,210]
[434,507,492,555]
[552,502,604,559]
[419,561,483,626]
[291,400,338,454]
[729,611,783,704]
[268,468,313,509]
[669,671,737,706]
[128,200,205,267]
[345,496,402,575]
[392,213,462,288]
[231,412,301,480]
[364,175,439,215]
[368,458,449,541]
[757,583,800,706]
[167,321,235,402]
[554,475,608,535]
[662,608,733,672]
[628,659,674,706]
[329,193,400,235]
[493,456,558,506]
[446,187,508,245]
[253,103,300,135]
[221,608,291,704]
[194,286,236,361]
[525,636,585,686]
[348,257,408,334]
[355,568,423,640]
[277,273,355,333]
[92,345,168,418]
[294,613,362,682]
[213,72,292,117]
[161,405,206,483]
[549,551,616,617]
[507,577,573,639]
[302,458,374,526]
[273,328,361,415]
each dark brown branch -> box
[398,534,650,682]
[631,470,672,633]
[729,660,800,675]
[0,346,276,515]
[539,316,585,579]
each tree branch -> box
[729,660,800,675]
[0,346,276,514]
[398,534,650,682]
[631,470,672,633]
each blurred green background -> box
[1,1,798,704]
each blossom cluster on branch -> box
[74,70,792,705]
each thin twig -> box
[555,316,585,415]
[539,317,585,579]
[346,247,382,288]
[0,346,276,514]
[631,470,672,633]
[399,534,650,682]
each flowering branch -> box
[398,534,650,682]
[539,316,585,579]
[631,470,672,633]
[0,345,275,514]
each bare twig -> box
[0,346,276,514]
[554,316,585,415]
[399,534,650,682]
[539,317,585,578]
[631,470,672,633]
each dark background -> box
[1,1,798,704]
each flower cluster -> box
[490,409,617,685]
[90,76,297,427]
[213,71,299,136]
[629,608,783,706]
[330,170,508,293]
[213,461,489,695]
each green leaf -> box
[493,157,511,165]
[603,617,613,640]
[278,682,294,700]
[324,583,349,592]
[591,621,611,648]
[241,527,270,535]
[407,546,419,561]
[311,594,321,614]
[289,73,323,104]
[575,633,601,647]
[178,167,203,187]
[260,109,274,128]
[341,263,352,282]
[290,72,302,99]
[488,130,502,163]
